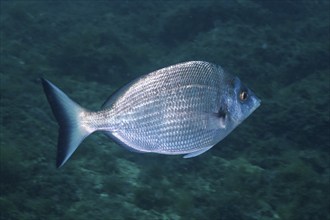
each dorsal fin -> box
[101,77,141,109]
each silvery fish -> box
[42,61,260,168]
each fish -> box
[41,61,260,168]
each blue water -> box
[1,1,329,220]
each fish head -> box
[224,76,261,128]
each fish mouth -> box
[247,88,261,111]
[252,96,261,112]
[250,95,261,110]
[256,97,261,106]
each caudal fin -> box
[41,78,92,168]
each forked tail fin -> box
[41,78,92,168]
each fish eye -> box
[239,90,248,101]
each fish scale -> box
[41,61,260,167]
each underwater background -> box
[1,1,329,220]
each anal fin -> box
[183,146,213,158]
